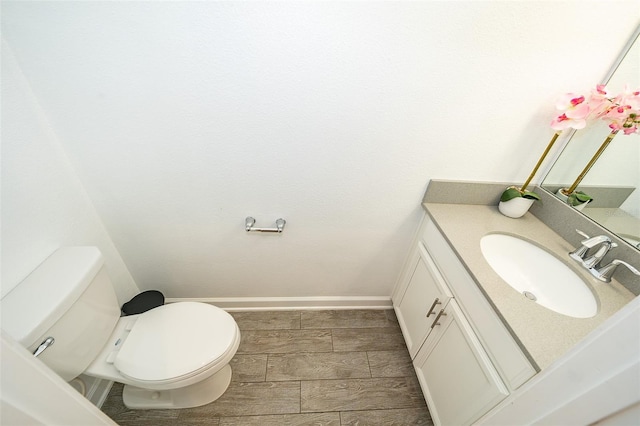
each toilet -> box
[1,247,241,409]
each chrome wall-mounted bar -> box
[245,217,286,233]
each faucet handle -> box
[591,259,640,283]
[576,229,590,239]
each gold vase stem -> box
[565,131,618,195]
[520,131,561,192]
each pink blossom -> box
[550,85,640,134]
[551,92,590,130]
[599,85,640,135]
[587,84,613,118]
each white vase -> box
[573,200,591,211]
[555,188,590,211]
[555,188,569,202]
[498,197,535,218]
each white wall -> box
[2,1,638,300]
[1,41,139,303]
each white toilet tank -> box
[1,247,121,381]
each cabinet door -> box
[414,300,508,426]
[395,242,453,358]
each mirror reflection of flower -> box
[596,84,640,134]
[561,84,640,198]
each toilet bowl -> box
[1,247,241,409]
[86,301,241,408]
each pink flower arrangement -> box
[499,83,639,212]
[551,84,640,135]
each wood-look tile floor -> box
[101,309,433,425]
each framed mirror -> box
[541,25,640,249]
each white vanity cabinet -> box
[393,214,536,426]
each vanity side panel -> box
[395,253,435,357]
[392,215,425,354]
[391,214,427,302]
[422,219,537,390]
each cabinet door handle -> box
[430,309,447,329]
[426,298,441,317]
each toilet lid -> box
[114,302,238,382]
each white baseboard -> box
[164,296,392,311]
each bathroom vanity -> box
[392,200,635,426]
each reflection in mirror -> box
[542,25,640,249]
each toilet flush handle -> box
[33,336,55,357]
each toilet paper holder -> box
[245,217,286,233]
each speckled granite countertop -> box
[423,203,635,370]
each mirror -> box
[542,25,640,249]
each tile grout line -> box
[365,351,373,379]
[264,353,269,382]
[331,328,335,352]
[298,379,302,414]
[298,312,303,415]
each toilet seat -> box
[114,302,239,385]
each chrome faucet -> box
[568,230,640,283]
[569,230,617,268]
[590,259,640,283]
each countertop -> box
[423,202,636,370]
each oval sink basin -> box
[480,233,597,318]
